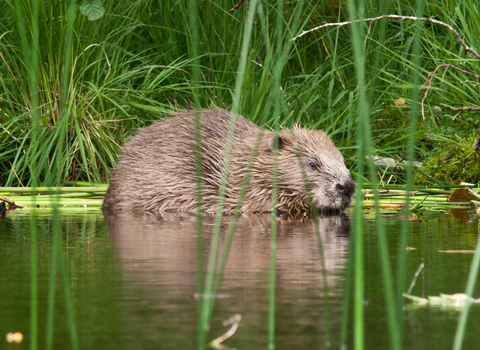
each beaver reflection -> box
[104,212,350,348]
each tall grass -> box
[2,0,479,187]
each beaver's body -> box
[102,109,355,215]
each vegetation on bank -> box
[1,183,479,215]
[1,0,480,186]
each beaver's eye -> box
[308,162,316,169]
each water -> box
[1,209,480,349]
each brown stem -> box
[229,0,246,13]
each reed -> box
[197,1,259,348]
[452,222,480,350]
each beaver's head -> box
[274,127,355,214]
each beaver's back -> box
[102,109,260,213]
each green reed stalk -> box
[313,217,333,348]
[347,1,366,348]
[198,1,258,348]
[53,201,79,350]
[187,0,205,335]
[1,187,107,193]
[347,0,399,348]
[452,221,480,350]
[30,0,40,337]
[46,202,59,350]
[347,0,401,347]
[207,132,264,320]
[45,1,80,347]
[45,245,57,350]
[296,167,332,347]
[267,0,288,346]
[397,0,425,330]
[290,140,334,348]
[54,0,76,186]
[12,0,41,347]
[340,234,355,350]
[269,129,279,350]
[46,195,79,350]
[289,128,334,348]
[352,158,365,350]
[366,0,393,104]
[29,194,38,350]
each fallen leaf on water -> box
[404,293,480,309]
[438,250,476,253]
[448,188,480,202]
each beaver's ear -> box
[271,132,293,151]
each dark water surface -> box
[1,210,480,349]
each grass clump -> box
[416,134,480,185]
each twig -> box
[420,63,449,119]
[461,80,480,87]
[420,63,480,119]
[439,104,480,112]
[209,314,242,348]
[9,161,24,187]
[293,14,480,61]
[229,0,246,13]
[251,60,263,68]
[406,262,424,295]
[440,103,480,120]
[0,196,27,209]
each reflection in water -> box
[103,212,350,349]
[5,211,480,349]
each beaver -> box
[102,108,355,215]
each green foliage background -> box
[1,0,480,186]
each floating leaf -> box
[404,292,480,309]
[438,250,476,253]
[79,0,105,21]
[448,188,480,202]
[403,293,428,304]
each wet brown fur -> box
[102,109,355,215]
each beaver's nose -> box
[336,177,355,197]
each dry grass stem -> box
[209,314,242,348]
[229,0,245,13]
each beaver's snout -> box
[336,177,355,198]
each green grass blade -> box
[185,1,206,349]
[269,129,279,350]
[198,1,259,348]
[397,0,425,330]
[452,222,480,350]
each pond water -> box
[1,209,480,349]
